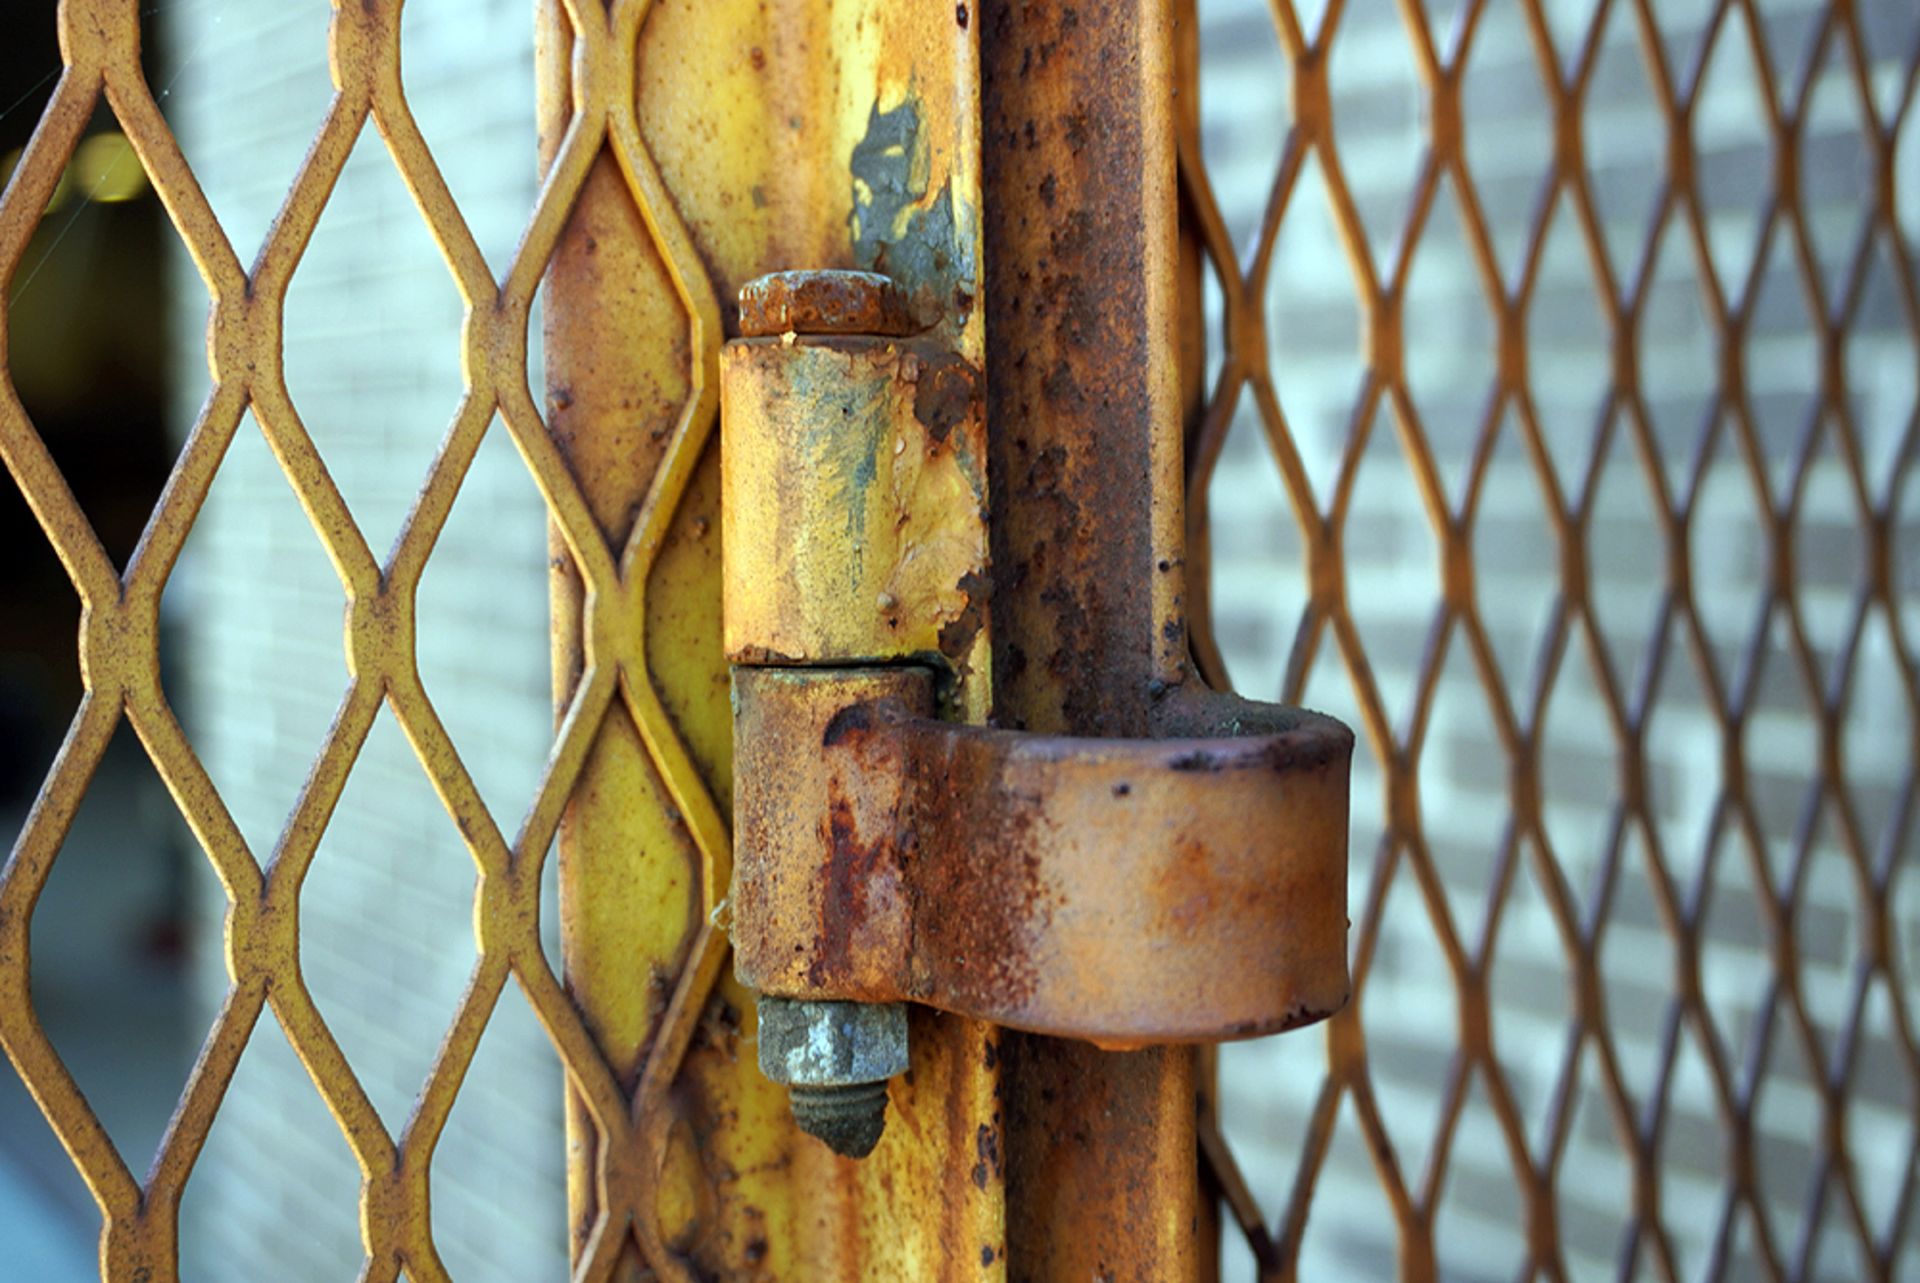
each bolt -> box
[755,996,909,1159]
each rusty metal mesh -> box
[0,2,725,1280]
[1183,0,1919,1279]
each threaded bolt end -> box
[787,1081,890,1158]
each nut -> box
[756,997,908,1158]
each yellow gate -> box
[0,0,1914,1280]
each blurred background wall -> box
[0,0,1912,1280]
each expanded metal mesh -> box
[0,3,724,1280]
[6,0,1916,1279]
[1183,0,1919,1279]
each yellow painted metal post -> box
[536,2,1004,1278]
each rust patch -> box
[738,269,920,338]
[900,726,1051,1021]
[911,351,980,444]
[983,0,1167,741]
[822,701,880,749]
[809,792,889,989]
[970,1121,1004,1190]
[936,570,992,665]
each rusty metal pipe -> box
[979,0,1215,1277]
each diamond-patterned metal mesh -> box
[0,2,725,1280]
[1183,0,1920,1279]
[6,0,1917,1278]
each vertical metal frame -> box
[536,1,1003,1278]
[978,1,1214,1278]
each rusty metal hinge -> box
[720,270,1352,1156]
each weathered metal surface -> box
[533,0,743,1275]
[0,0,999,1281]
[977,0,1220,1277]
[757,998,911,1087]
[721,333,991,696]
[538,0,1005,1274]
[980,0,1187,742]
[534,0,1012,1277]
[738,269,922,339]
[756,997,908,1157]
[733,666,1352,1043]
[734,667,933,1002]
[718,242,1005,1266]
[1,0,1908,1279]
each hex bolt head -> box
[756,996,909,1159]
